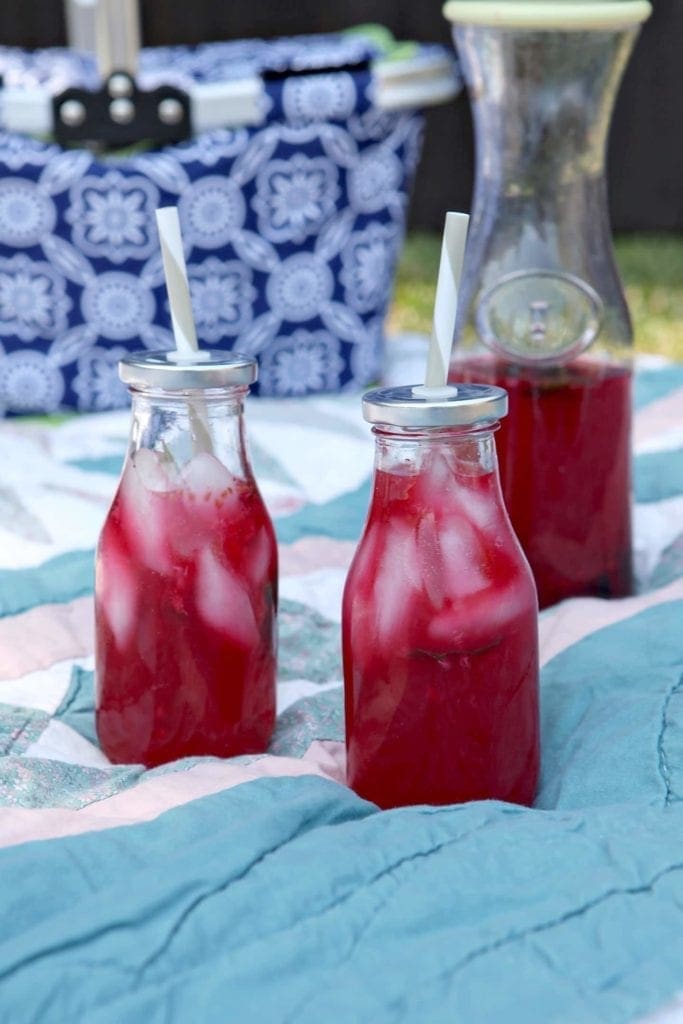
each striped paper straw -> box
[155,206,199,357]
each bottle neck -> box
[458,26,638,185]
[128,385,251,479]
[371,423,503,508]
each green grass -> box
[389,232,683,360]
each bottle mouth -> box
[126,384,249,403]
[363,383,508,428]
[119,350,257,390]
[443,1,652,31]
[371,420,500,440]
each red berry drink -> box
[343,385,540,810]
[95,351,277,768]
[453,357,632,608]
[96,449,277,766]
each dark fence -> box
[0,0,680,231]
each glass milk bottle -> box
[95,352,277,767]
[444,0,651,608]
[343,384,540,809]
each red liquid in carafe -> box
[453,358,632,608]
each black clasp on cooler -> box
[53,71,191,148]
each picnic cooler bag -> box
[0,20,459,413]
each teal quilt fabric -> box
[0,358,682,1022]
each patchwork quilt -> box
[0,339,682,1023]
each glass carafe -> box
[343,384,540,809]
[95,352,278,767]
[444,0,651,608]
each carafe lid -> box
[363,383,508,428]
[119,351,257,390]
[443,1,651,30]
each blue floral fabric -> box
[0,34,442,411]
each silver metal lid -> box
[362,383,508,428]
[119,350,257,390]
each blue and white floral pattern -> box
[348,145,403,214]
[188,258,255,341]
[131,34,379,87]
[348,109,401,143]
[0,132,58,172]
[174,129,250,167]
[72,346,129,411]
[282,73,357,124]
[80,273,155,341]
[0,33,449,408]
[254,154,339,244]
[266,253,335,323]
[348,315,384,388]
[0,254,70,342]
[67,172,160,265]
[258,329,344,396]
[178,176,246,250]
[0,179,56,248]
[340,223,400,314]
[0,349,64,412]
